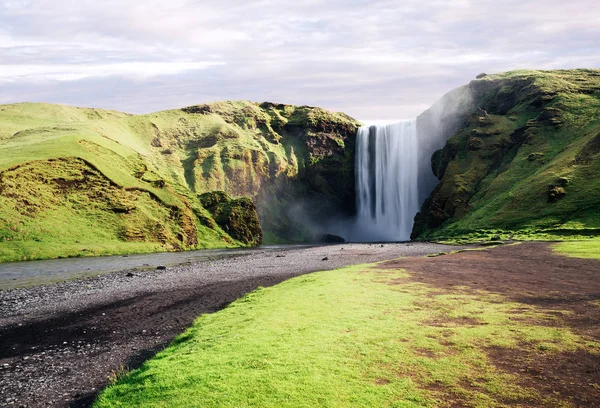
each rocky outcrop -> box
[199,191,262,246]
[170,101,361,242]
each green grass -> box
[94,263,596,408]
[553,239,600,259]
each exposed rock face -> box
[199,191,262,246]
[412,69,600,239]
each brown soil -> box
[381,242,600,407]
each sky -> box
[1,0,599,120]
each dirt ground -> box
[381,242,600,407]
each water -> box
[0,245,312,289]
[354,120,420,241]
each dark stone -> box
[156,265,167,270]
[126,272,135,277]
[467,137,485,151]
[320,234,345,243]
[181,104,212,114]
[321,257,329,261]
[150,137,162,148]
[548,186,566,202]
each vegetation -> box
[413,69,600,242]
[0,101,359,262]
[553,239,600,259]
[94,261,597,407]
[199,191,262,246]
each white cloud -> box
[0,0,598,118]
[0,61,225,82]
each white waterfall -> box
[354,120,421,241]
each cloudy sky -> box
[1,0,599,119]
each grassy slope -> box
[413,69,600,242]
[0,103,247,261]
[94,261,598,408]
[0,101,359,262]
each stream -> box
[0,245,311,289]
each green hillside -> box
[0,101,359,262]
[413,69,600,242]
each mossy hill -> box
[0,101,359,262]
[412,69,600,242]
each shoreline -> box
[0,242,457,408]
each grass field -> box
[553,239,600,259]
[94,258,598,407]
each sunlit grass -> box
[553,239,600,259]
[94,263,595,408]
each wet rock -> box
[320,234,345,243]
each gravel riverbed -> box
[0,242,456,408]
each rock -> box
[321,257,329,261]
[150,137,163,147]
[320,234,345,243]
[156,265,167,270]
[467,137,485,151]
[126,272,135,277]
[478,116,493,126]
[199,191,262,246]
[555,177,569,187]
[548,186,566,202]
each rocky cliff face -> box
[412,69,600,240]
[159,101,360,242]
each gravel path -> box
[0,242,456,408]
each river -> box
[0,245,311,289]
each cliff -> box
[412,69,600,241]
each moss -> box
[199,191,262,246]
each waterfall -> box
[355,120,420,241]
